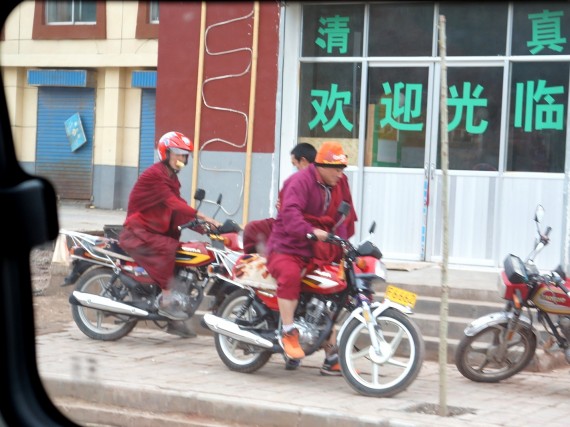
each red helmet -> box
[156,131,194,161]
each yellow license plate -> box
[385,285,417,308]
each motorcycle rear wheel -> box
[338,308,425,398]
[455,322,537,382]
[71,266,138,341]
[213,289,273,373]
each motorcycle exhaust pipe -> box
[202,313,273,349]
[70,291,149,316]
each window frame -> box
[136,1,159,39]
[32,1,106,40]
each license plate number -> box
[385,285,417,309]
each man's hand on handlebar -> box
[198,213,222,229]
[312,228,329,242]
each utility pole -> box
[438,14,450,417]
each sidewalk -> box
[56,200,126,234]
[38,325,570,427]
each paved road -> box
[38,323,570,427]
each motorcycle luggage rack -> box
[61,229,118,266]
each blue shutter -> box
[138,89,156,174]
[36,87,95,200]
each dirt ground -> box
[31,243,73,336]
[30,244,170,337]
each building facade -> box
[2,1,570,270]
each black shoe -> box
[158,293,189,320]
[283,356,301,371]
[166,320,197,338]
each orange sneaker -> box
[320,354,342,376]
[281,328,305,360]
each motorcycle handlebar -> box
[178,218,210,232]
[178,220,199,231]
[179,218,241,235]
[306,232,343,245]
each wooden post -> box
[438,14,450,417]
[242,1,260,224]
[190,1,207,207]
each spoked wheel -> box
[455,322,537,382]
[338,308,425,397]
[71,267,137,340]
[213,289,273,373]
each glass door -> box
[362,64,434,261]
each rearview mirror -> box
[194,188,206,201]
[337,201,350,216]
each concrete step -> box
[412,294,505,318]
[377,281,502,303]
[410,312,483,341]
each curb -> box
[43,377,396,427]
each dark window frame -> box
[32,1,106,40]
[136,1,159,39]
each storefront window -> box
[512,3,570,56]
[507,62,568,172]
[438,2,508,56]
[368,3,435,57]
[298,62,361,164]
[366,67,429,168]
[437,67,503,170]
[301,4,364,57]
[297,2,569,174]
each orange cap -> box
[315,141,348,167]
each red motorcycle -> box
[455,205,570,382]
[203,202,425,398]
[62,189,242,341]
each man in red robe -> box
[265,141,357,374]
[119,131,220,337]
[242,142,317,255]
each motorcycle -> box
[61,189,242,341]
[455,205,570,382]
[202,202,425,398]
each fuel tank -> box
[175,241,213,267]
[531,283,570,315]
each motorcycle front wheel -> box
[71,266,137,341]
[338,308,425,398]
[455,321,537,382]
[213,289,273,373]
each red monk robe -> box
[243,174,357,267]
[119,162,198,288]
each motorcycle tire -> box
[71,266,138,341]
[213,288,273,373]
[454,321,537,383]
[338,307,425,398]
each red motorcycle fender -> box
[463,311,534,337]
